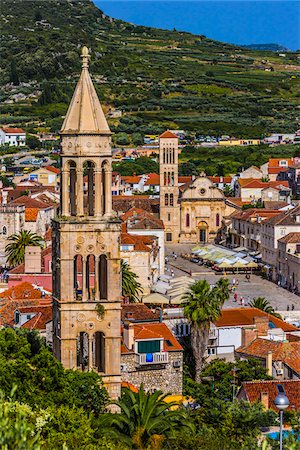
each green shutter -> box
[138,340,160,354]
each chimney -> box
[24,246,42,273]
[266,351,273,376]
[124,322,134,351]
[260,391,269,409]
[253,316,269,336]
[242,327,258,347]
[2,191,8,205]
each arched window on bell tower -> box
[99,254,107,300]
[84,161,95,216]
[69,160,77,216]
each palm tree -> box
[248,296,282,319]
[215,278,230,303]
[5,230,43,267]
[121,260,143,302]
[106,385,193,449]
[181,279,229,382]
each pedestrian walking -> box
[236,280,239,288]
[232,278,236,287]
[234,292,238,302]
[241,297,245,307]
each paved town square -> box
[166,244,300,312]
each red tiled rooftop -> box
[122,303,160,322]
[144,173,160,185]
[133,323,183,351]
[159,130,178,139]
[2,127,25,134]
[19,304,52,331]
[10,196,50,209]
[236,339,300,374]
[209,176,232,184]
[45,165,60,174]
[278,232,300,244]
[215,308,298,332]
[238,179,289,189]
[25,207,39,222]
[238,380,300,411]
[122,175,141,184]
[268,158,293,168]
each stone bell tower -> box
[52,47,121,400]
[159,130,180,243]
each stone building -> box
[121,304,183,394]
[159,132,236,243]
[52,47,122,400]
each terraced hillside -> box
[1,0,299,138]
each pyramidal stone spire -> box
[60,46,110,135]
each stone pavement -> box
[165,244,300,313]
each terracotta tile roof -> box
[225,198,250,208]
[209,176,232,184]
[238,380,300,411]
[113,196,159,214]
[122,175,141,184]
[268,167,289,174]
[264,205,300,226]
[133,322,183,351]
[238,179,289,189]
[278,232,300,244]
[268,158,293,168]
[122,207,164,229]
[159,130,178,139]
[0,282,46,300]
[121,381,139,392]
[32,194,58,207]
[122,304,160,322]
[10,196,49,209]
[178,176,192,184]
[25,207,39,222]
[236,339,300,375]
[215,308,299,332]
[45,165,60,174]
[121,233,152,252]
[0,284,51,326]
[263,201,289,210]
[230,209,280,222]
[2,127,25,134]
[19,304,52,331]
[44,228,52,241]
[144,173,160,185]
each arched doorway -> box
[198,221,208,243]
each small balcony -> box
[209,329,217,339]
[136,352,169,366]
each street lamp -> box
[274,393,290,450]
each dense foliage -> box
[1,329,299,449]
[1,0,299,140]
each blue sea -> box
[95,1,299,51]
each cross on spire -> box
[81,46,90,70]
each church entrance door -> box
[199,228,206,243]
[198,221,208,244]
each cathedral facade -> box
[52,47,121,400]
[159,132,236,243]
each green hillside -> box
[1,0,299,138]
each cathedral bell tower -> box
[159,131,180,243]
[52,47,121,399]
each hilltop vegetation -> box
[1,0,299,139]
